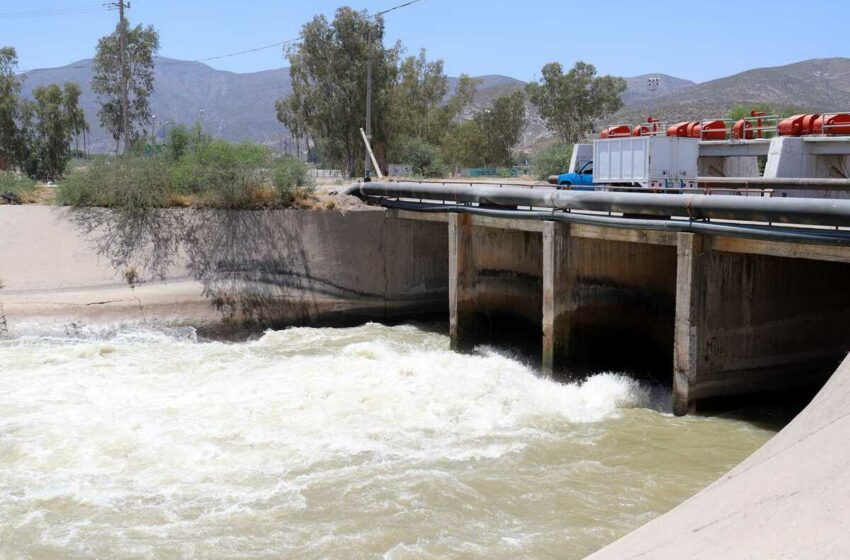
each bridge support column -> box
[449,213,475,353]
[673,233,707,416]
[542,222,572,377]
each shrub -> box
[272,155,314,203]
[531,142,573,180]
[167,125,192,162]
[0,172,37,201]
[57,139,316,210]
[57,156,171,209]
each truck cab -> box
[556,160,595,188]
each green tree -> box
[0,47,22,168]
[531,142,573,180]
[167,124,192,161]
[63,82,88,151]
[91,21,160,154]
[387,136,444,177]
[279,7,399,177]
[441,119,487,171]
[19,83,86,179]
[476,91,526,167]
[440,92,526,171]
[526,61,626,143]
[388,51,476,145]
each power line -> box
[377,0,422,16]
[177,0,425,64]
[0,4,115,20]
[191,37,302,64]
[15,0,425,71]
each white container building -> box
[593,137,699,187]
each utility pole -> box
[110,0,132,154]
[364,26,373,179]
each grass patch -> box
[57,140,316,210]
[0,172,38,204]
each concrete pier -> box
[674,233,850,414]
[542,222,571,376]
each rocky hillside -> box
[20,57,292,153]
[613,58,850,127]
[18,56,850,153]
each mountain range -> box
[18,56,850,153]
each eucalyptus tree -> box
[476,90,526,167]
[0,47,22,168]
[280,7,399,176]
[91,21,159,154]
[526,61,626,143]
[19,82,86,179]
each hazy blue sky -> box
[4,0,847,82]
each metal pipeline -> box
[698,177,850,189]
[348,181,850,227]
[379,199,850,247]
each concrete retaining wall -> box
[0,206,450,332]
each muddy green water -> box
[0,323,777,559]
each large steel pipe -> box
[381,199,850,246]
[347,181,555,207]
[698,177,850,189]
[350,181,850,227]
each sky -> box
[3,0,848,82]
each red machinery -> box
[600,125,632,138]
[693,120,727,140]
[812,113,850,135]
[666,121,693,137]
[732,111,767,140]
[778,114,820,136]
[632,117,663,136]
[667,120,725,140]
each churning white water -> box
[0,323,775,559]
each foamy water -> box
[0,323,775,559]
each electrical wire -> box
[171,0,425,64]
[0,4,115,19]
[15,0,425,72]
[377,0,422,16]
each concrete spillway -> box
[588,352,850,559]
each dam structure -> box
[350,181,850,416]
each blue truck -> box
[555,160,595,188]
[548,144,595,188]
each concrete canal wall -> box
[0,206,449,332]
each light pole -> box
[647,76,661,121]
[151,114,157,146]
[364,26,373,180]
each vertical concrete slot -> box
[449,214,543,359]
